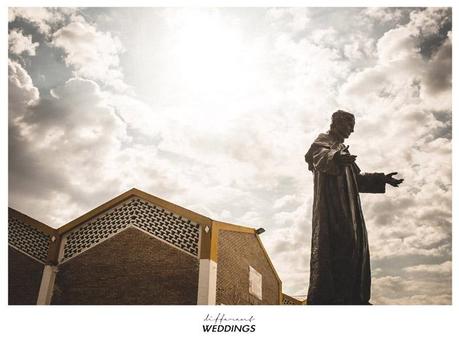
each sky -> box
[8,7,452,304]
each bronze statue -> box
[305,110,403,305]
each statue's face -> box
[336,118,355,139]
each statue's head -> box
[330,110,355,141]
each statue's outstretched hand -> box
[385,172,404,187]
[335,145,357,165]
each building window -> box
[249,266,262,300]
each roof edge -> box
[212,220,256,234]
[8,207,56,235]
[58,188,213,236]
[254,233,282,286]
[213,220,282,287]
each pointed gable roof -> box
[57,188,212,236]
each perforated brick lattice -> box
[282,297,296,305]
[62,197,200,261]
[131,198,200,257]
[282,295,305,305]
[8,216,50,263]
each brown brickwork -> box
[216,230,280,305]
[51,227,199,305]
[8,247,44,305]
[282,293,306,305]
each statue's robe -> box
[305,132,386,305]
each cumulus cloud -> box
[266,8,311,33]
[9,69,129,225]
[423,32,452,95]
[362,7,404,24]
[8,59,39,119]
[410,7,451,37]
[338,13,450,238]
[11,9,127,94]
[8,8,451,304]
[329,8,451,305]
[52,15,127,91]
[9,64,212,227]
[9,29,39,56]
[404,261,452,274]
[261,8,451,301]
[339,8,452,113]
[372,267,451,304]
[8,7,66,35]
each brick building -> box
[9,188,286,305]
[282,293,306,305]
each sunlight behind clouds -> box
[150,9,270,132]
[8,7,452,304]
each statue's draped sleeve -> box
[305,133,386,192]
[305,133,342,175]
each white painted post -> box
[197,259,217,305]
[36,265,57,305]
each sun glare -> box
[130,10,268,132]
[169,11,259,103]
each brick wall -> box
[216,230,280,305]
[282,293,306,305]
[52,227,199,304]
[8,247,44,305]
